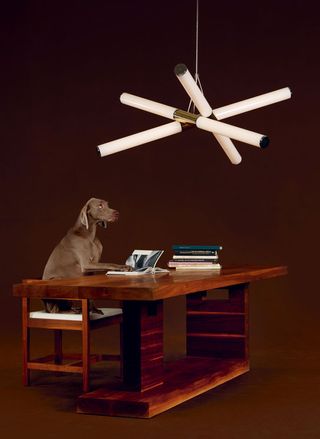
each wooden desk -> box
[13,265,287,418]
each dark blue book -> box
[172,245,223,251]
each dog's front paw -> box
[118,264,133,272]
[91,307,104,315]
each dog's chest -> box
[86,239,102,263]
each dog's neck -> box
[73,217,98,241]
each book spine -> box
[172,256,219,261]
[175,265,221,270]
[169,261,219,266]
[168,262,221,268]
[173,250,219,256]
[172,245,223,251]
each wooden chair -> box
[22,287,122,393]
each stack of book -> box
[168,245,222,271]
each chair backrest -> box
[22,278,42,284]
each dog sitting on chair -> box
[42,197,131,314]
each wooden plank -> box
[22,297,30,386]
[30,353,121,366]
[27,362,82,373]
[27,319,82,331]
[77,357,249,418]
[13,266,288,301]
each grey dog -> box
[42,197,130,314]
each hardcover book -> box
[107,250,168,276]
[170,244,222,271]
[172,245,223,251]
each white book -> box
[175,264,221,270]
[107,267,169,276]
[107,250,169,276]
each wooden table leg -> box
[22,297,30,386]
[122,300,164,392]
[54,330,63,364]
[82,299,90,393]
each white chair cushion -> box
[29,308,122,321]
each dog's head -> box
[80,198,119,230]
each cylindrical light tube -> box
[97,122,182,157]
[174,64,212,117]
[174,64,242,164]
[120,93,177,120]
[213,87,292,120]
[212,134,242,164]
[196,116,269,148]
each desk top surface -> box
[13,265,287,301]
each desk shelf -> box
[186,286,249,360]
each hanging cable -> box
[188,0,203,113]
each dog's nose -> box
[113,210,120,219]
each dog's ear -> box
[79,199,94,230]
[80,205,89,229]
[80,198,98,229]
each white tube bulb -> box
[196,116,269,148]
[212,134,242,164]
[97,122,182,157]
[120,93,176,120]
[213,87,292,120]
[174,64,242,164]
[174,64,212,117]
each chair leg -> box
[54,330,63,364]
[120,321,123,380]
[82,299,90,393]
[22,297,30,386]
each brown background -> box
[1,0,320,437]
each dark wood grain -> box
[22,297,30,386]
[27,362,83,373]
[54,330,63,364]
[82,299,90,393]
[122,300,164,392]
[13,266,288,301]
[77,357,249,418]
[28,319,83,331]
[186,284,249,360]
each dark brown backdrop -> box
[1,0,320,436]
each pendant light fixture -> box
[97,1,291,164]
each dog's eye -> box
[98,204,103,209]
